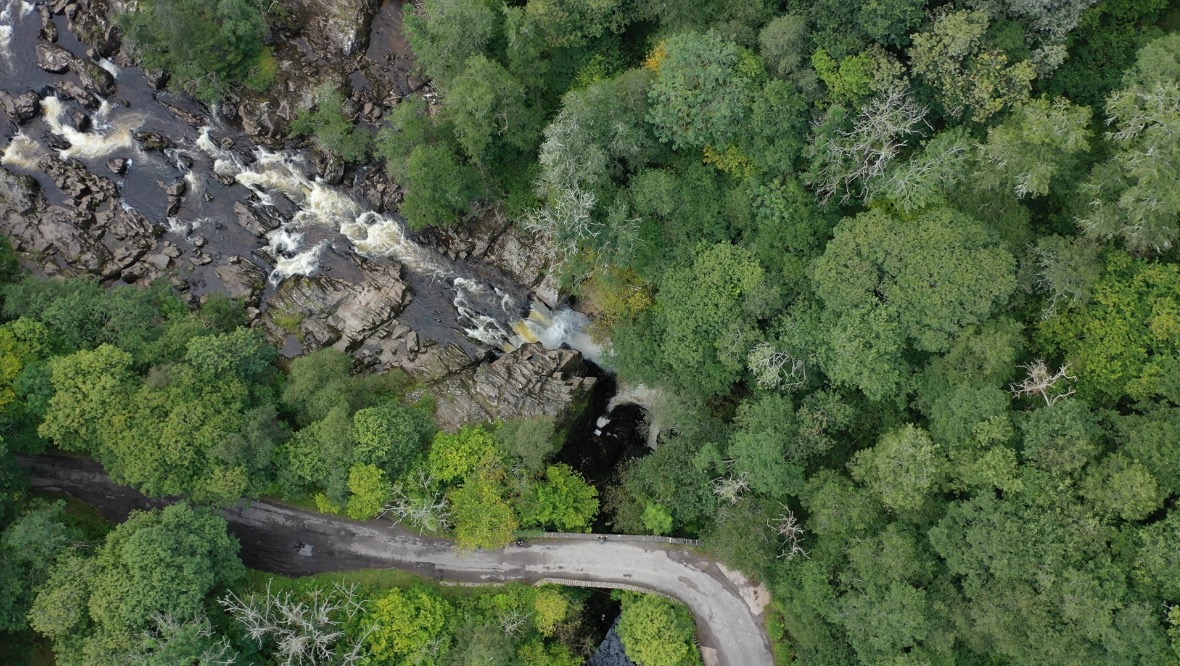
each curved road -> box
[21,455,774,666]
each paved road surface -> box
[21,455,774,666]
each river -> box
[0,1,598,360]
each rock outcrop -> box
[261,260,411,351]
[431,345,596,432]
[0,162,164,282]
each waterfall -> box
[97,57,120,78]
[41,96,143,161]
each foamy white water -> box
[0,25,12,62]
[97,57,120,78]
[1,132,43,169]
[265,227,325,283]
[339,211,449,276]
[42,96,143,160]
[194,125,600,354]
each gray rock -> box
[145,253,170,270]
[0,167,43,215]
[73,58,116,97]
[54,81,99,109]
[0,90,42,124]
[134,131,173,152]
[36,43,72,73]
[106,158,128,176]
[38,156,118,211]
[262,260,411,350]
[233,201,279,236]
[432,344,596,432]
[214,259,267,303]
[144,69,168,90]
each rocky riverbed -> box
[0,0,599,433]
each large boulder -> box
[262,260,411,350]
[0,90,42,124]
[214,258,268,304]
[233,201,281,237]
[0,167,43,215]
[36,43,73,73]
[431,344,596,432]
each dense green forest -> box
[368,0,1180,663]
[4,0,1180,663]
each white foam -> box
[41,96,142,161]
[19,1,32,17]
[0,26,12,62]
[97,58,120,78]
[340,211,449,276]
[194,126,601,357]
[1,132,43,169]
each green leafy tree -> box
[856,0,925,46]
[291,85,373,163]
[976,97,1092,198]
[446,55,537,163]
[400,144,481,230]
[366,585,454,665]
[353,402,434,477]
[616,243,771,397]
[120,0,267,101]
[86,503,243,634]
[1038,252,1180,404]
[404,0,499,91]
[641,503,674,536]
[39,344,136,453]
[849,425,947,515]
[427,425,499,483]
[908,9,1037,121]
[0,500,71,632]
[646,32,764,151]
[449,463,519,550]
[346,463,393,520]
[1081,454,1163,521]
[31,503,242,662]
[616,593,703,666]
[524,0,624,47]
[813,207,1017,398]
[444,622,515,665]
[1079,34,1180,253]
[494,416,558,472]
[124,613,236,666]
[519,464,599,532]
[758,13,811,81]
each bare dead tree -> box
[381,468,451,533]
[712,468,751,506]
[220,581,369,666]
[1010,359,1076,406]
[769,506,809,561]
[497,608,534,637]
[809,85,930,204]
[747,342,807,391]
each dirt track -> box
[21,455,773,666]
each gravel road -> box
[21,455,774,666]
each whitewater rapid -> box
[192,126,600,357]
